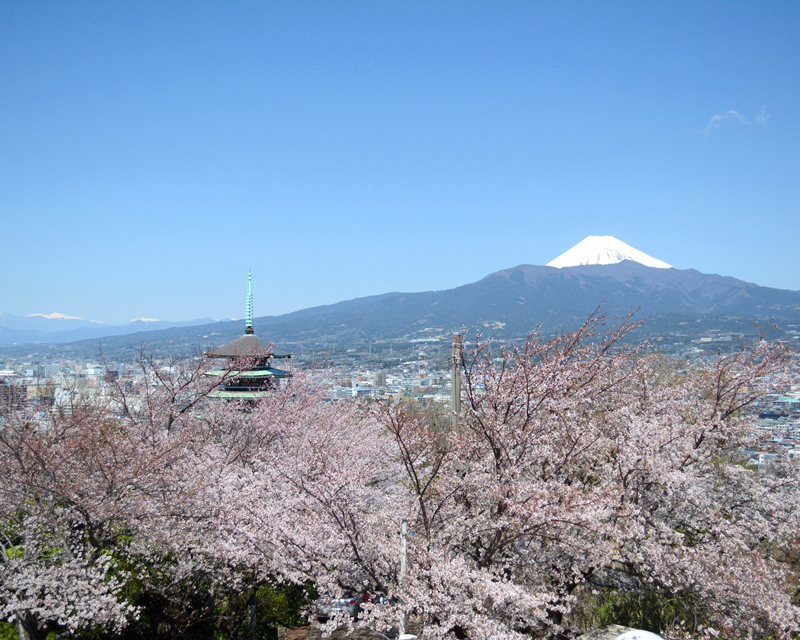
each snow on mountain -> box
[0,313,222,344]
[547,236,673,269]
[28,312,102,322]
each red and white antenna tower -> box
[418,344,427,379]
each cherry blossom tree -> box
[0,351,230,639]
[0,400,143,640]
[193,374,409,628]
[372,314,800,639]
[223,313,799,639]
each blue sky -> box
[1,1,798,324]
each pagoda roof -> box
[206,334,290,359]
[205,367,291,379]
[208,389,273,399]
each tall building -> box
[0,379,28,413]
[205,273,291,399]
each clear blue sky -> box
[2,1,798,324]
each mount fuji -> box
[3,236,800,357]
[547,236,672,269]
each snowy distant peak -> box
[26,312,104,323]
[547,236,673,269]
[28,312,85,320]
[130,317,160,322]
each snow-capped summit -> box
[28,312,86,320]
[547,236,673,269]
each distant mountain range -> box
[0,313,224,345]
[3,237,799,359]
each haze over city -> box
[2,1,799,324]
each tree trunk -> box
[16,613,48,640]
[246,602,257,638]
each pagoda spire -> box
[245,271,254,335]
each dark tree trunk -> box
[16,613,49,640]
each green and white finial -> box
[245,271,254,334]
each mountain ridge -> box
[0,314,222,345]
[3,261,799,359]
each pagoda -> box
[206,273,291,399]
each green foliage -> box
[253,581,317,630]
[0,622,76,640]
[86,549,317,640]
[95,548,224,640]
[0,622,17,640]
[586,588,703,635]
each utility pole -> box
[451,334,462,430]
[399,518,407,636]
[398,518,417,640]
